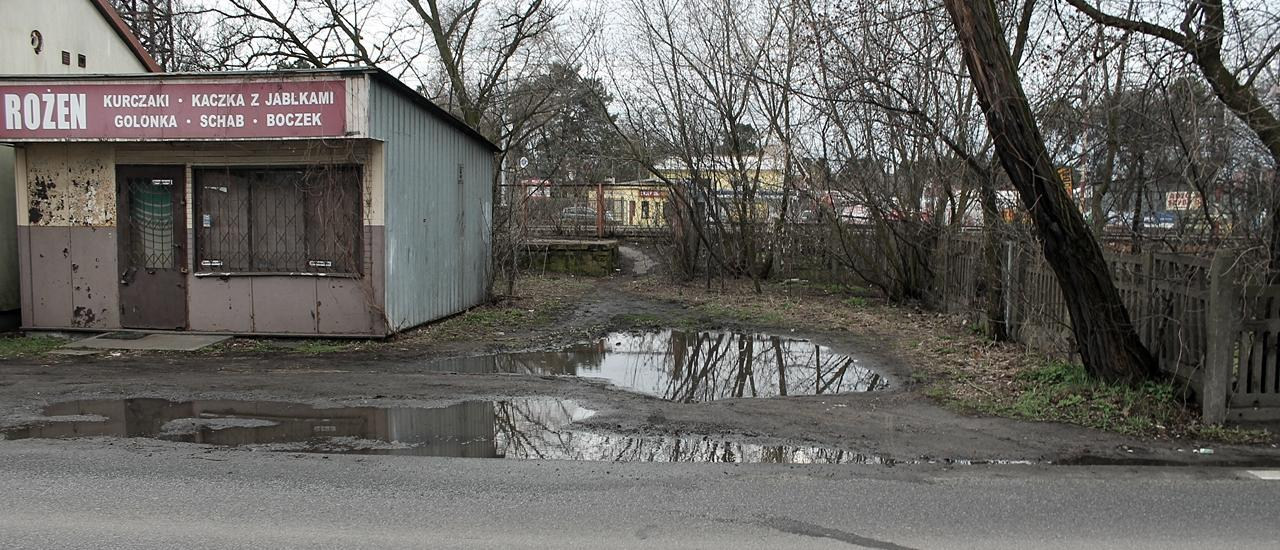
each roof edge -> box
[89,0,164,73]
[368,70,500,153]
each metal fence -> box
[503,187,674,239]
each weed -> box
[947,359,1272,443]
[0,335,66,358]
[615,313,666,329]
[698,303,785,325]
[843,296,868,308]
[293,341,353,354]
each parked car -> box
[1107,211,1176,230]
[559,206,616,225]
[1143,211,1177,230]
[839,204,872,225]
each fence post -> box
[1139,250,1154,346]
[1002,240,1016,339]
[936,232,950,311]
[1203,250,1236,424]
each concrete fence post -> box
[1002,240,1017,339]
[1203,249,1237,424]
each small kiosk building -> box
[0,68,496,337]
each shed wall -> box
[15,141,388,335]
[368,79,493,332]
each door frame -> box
[116,164,189,330]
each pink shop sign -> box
[0,80,346,140]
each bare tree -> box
[943,0,1158,382]
[1065,0,1280,271]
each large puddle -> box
[429,330,888,402]
[0,398,881,464]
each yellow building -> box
[591,178,670,229]
[652,155,788,223]
[652,155,786,194]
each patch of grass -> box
[939,360,1270,444]
[843,296,868,308]
[614,313,666,329]
[698,302,785,325]
[426,303,557,341]
[0,335,66,358]
[293,341,354,354]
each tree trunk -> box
[977,172,1008,341]
[943,0,1157,383]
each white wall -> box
[1,0,151,312]
[1,0,149,74]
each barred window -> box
[195,165,362,275]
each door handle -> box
[120,267,138,285]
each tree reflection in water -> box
[492,398,883,464]
[485,330,888,402]
[5,397,880,464]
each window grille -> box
[195,165,362,275]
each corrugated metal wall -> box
[368,78,493,332]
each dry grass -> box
[627,275,1273,445]
[391,273,595,345]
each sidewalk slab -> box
[63,333,231,352]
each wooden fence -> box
[936,233,1279,423]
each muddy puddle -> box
[0,398,881,464]
[427,330,888,402]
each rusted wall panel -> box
[188,277,254,333]
[26,226,73,328]
[69,227,118,328]
[317,279,374,335]
[316,226,385,335]
[250,277,319,334]
[368,225,386,335]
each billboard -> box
[1165,191,1202,211]
[0,80,346,140]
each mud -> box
[2,397,891,464]
[2,251,1279,467]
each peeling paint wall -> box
[23,144,116,227]
[15,143,120,329]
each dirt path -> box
[1,271,1277,466]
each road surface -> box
[1,438,1277,549]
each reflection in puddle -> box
[0,398,877,464]
[429,330,888,402]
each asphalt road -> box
[1,438,1278,549]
